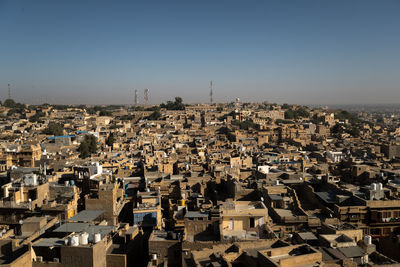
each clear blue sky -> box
[1,0,400,105]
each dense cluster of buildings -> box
[0,100,400,266]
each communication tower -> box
[209,81,213,104]
[134,89,138,106]
[144,88,149,104]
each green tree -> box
[335,110,360,124]
[78,141,90,158]
[106,133,115,148]
[231,120,256,130]
[296,107,310,118]
[346,126,361,137]
[331,123,345,135]
[311,114,324,124]
[29,114,43,123]
[99,110,112,116]
[276,119,293,124]
[78,135,97,158]
[160,97,185,110]
[217,127,235,142]
[147,110,162,120]
[284,110,297,120]
[119,115,134,121]
[42,122,64,136]
[3,99,16,108]
[284,107,309,120]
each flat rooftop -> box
[185,211,209,218]
[68,209,104,222]
[54,222,89,233]
[53,222,115,238]
[274,208,304,218]
[33,237,66,247]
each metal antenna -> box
[209,81,213,104]
[144,88,149,104]
[134,89,138,106]
[8,84,11,99]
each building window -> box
[249,218,255,228]
[383,228,391,235]
[371,228,381,235]
[229,219,233,230]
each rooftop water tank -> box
[70,235,79,246]
[378,183,383,190]
[80,232,89,245]
[94,233,101,243]
[371,183,377,190]
[364,235,372,245]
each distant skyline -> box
[1,0,400,105]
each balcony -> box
[371,217,400,224]
[222,229,259,241]
[0,201,31,210]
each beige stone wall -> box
[106,254,126,267]
[279,252,321,267]
[60,246,94,267]
[221,215,266,231]
[8,249,32,267]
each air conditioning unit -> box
[53,258,59,263]
[36,256,43,262]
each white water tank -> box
[364,235,372,245]
[152,254,157,260]
[94,233,101,243]
[70,235,79,246]
[371,183,377,190]
[275,180,280,185]
[65,181,69,186]
[80,232,89,245]
[378,183,383,190]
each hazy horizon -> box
[1,0,400,105]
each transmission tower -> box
[134,89,138,106]
[8,84,11,99]
[144,88,149,105]
[209,81,213,104]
